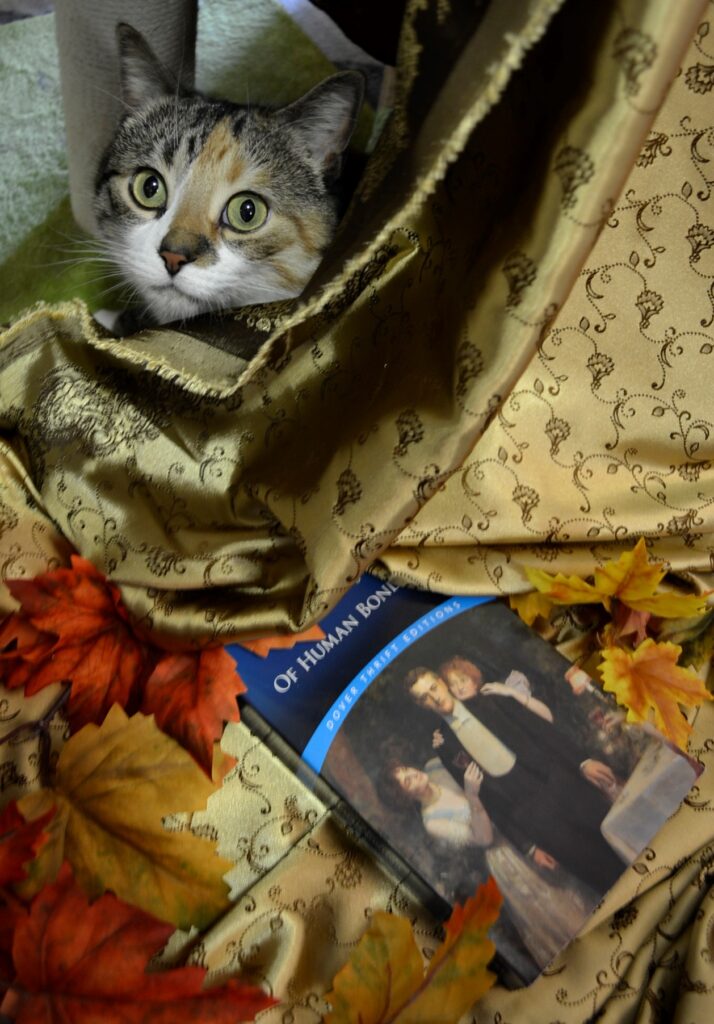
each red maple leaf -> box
[140,648,246,775]
[0,615,55,688]
[1,911,18,986]
[0,802,55,888]
[608,602,653,647]
[1,555,149,728]
[7,862,276,1023]
[0,799,44,986]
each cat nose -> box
[159,249,191,276]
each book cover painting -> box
[229,576,700,984]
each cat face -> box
[94,25,363,324]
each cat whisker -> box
[38,251,120,266]
[47,236,120,260]
[93,26,362,324]
[47,246,111,257]
[46,227,94,245]
[30,259,111,272]
[61,276,127,294]
[93,279,137,297]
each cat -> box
[94,23,364,325]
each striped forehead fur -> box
[94,25,363,325]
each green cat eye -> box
[224,192,269,232]
[130,169,167,210]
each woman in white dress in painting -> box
[382,755,596,970]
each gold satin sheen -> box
[2,0,714,1019]
[1,0,712,641]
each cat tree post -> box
[54,0,198,237]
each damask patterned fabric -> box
[1,1,714,1021]
[1,0,712,641]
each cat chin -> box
[144,286,209,324]
[141,280,302,324]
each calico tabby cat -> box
[94,24,364,324]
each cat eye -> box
[223,192,269,232]
[129,169,167,210]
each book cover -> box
[229,576,700,984]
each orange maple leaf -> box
[238,624,326,658]
[1,555,149,728]
[6,862,276,1024]
[526,539,709,618]
[0,802,55,888]
[140,648,246,775]
[599,639,713,749]
[324,877,502,1023]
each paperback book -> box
[229,576,700,984]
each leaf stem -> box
[0,686,70,748]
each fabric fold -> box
[2,0,710,642]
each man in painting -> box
[403,663,625,892]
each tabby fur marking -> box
[94,24,364,323]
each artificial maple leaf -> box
[509,591,553,626]
[238,623,326,658]
[0,801,55,887]
[0,614,55,688]
[599,639,713,749]
[607,603,652,647]
[10,794,67,903]
[527,539,709,618]
[0,909,17,986]
[140,648,246,775]
[8,862,276,1024]
[3,555,149,727]
[524,567,604,606]
[0,614,50,657]
[324,877,501,1023]
[18,706,233,929]
[211,745,238,786]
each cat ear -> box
[116,23,177,110]
[278,72,365,180]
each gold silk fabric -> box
[2,1,714,1020]
[1,0,712,641]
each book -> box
[229,576,700,985]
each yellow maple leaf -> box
[509,591,554,626]
[18,705,232,929]
[524,567,603,605]
[526,539,708,617]
[599,639,712,750]
[324,878,501,1024]
[324,909,424,1023]
[592,538,665,608]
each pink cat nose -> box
[160,250,189,276]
